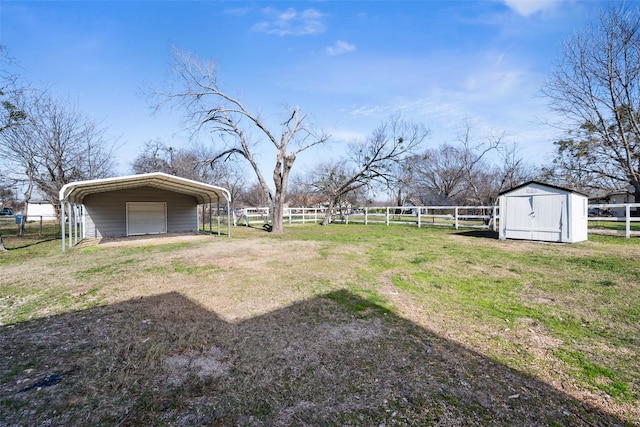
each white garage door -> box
[127,202,167,236]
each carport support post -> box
[61,201,66,252]
[227,199,231,238]
[214,199,218,236]
[202,203,206,234]
[67,202,72,249]
[73,204,78,245]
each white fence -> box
[586,203,640,238]
[235,203,640,238]
[235,206,498,230]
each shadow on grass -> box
[455,229,499,240]
[2,237,60,250]
[0,290,628,426]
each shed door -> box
[531,195,564,241]
[504,196,535,240]
[127,202,167,236]
[504,195,564,241]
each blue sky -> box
[0,0,613,176]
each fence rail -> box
[586,203,640,238]
[233,203,640,238]
[235,206,498,230]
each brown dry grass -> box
[0,225,638,426]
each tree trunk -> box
[0,233,6,251]
[271,200,285,233]
[321,197,337,226]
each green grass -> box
[1,223,639,425]
[297,224,640,406]
[588,219,640,231]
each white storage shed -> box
[498,181,588,243]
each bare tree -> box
[494,142,537,193]
[132,139,172,175]
[150,47,329,233]
[0,46,26,246]
[305,116,429,226]
[412,144,467,205]
[0,47,26,134]
[409,126,525,206]
[0,91,115,220]
[542,4,640,194]
[236,182,271,208]
[132,140,248,206]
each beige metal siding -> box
[83,186,198,238]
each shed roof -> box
[498,181,589,198]
[59,172,231,205]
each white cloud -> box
[326,40,356,56]
[501,0,561,17]
[252,8,326,36]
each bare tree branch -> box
[149,46,330,232]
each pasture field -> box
[0,224,638,426]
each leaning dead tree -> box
[152,47,329,233]
[307,115,430,226]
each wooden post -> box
[492,206,497,232]
[455,207,459,230]
[626,204,631,239]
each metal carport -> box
[58,172,232,251]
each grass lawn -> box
[0,224,638,426]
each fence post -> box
[626,204,631,239]
[492,205,497,232]
[454,207,459,230]
[365,207,368,225]
[386,207,390,226]
[417,208,421,228]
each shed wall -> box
[83,186,198,238]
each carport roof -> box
[59,172,231,205]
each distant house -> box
[498,181,588,243]
[26,201,56,220]
[589,186,636,217]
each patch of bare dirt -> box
[91,232,212,247]
[166,345,231,386]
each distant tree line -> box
[2,3,639,234]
